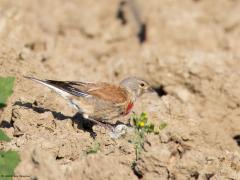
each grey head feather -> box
[120,77,151,100]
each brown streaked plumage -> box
[24,76,153,129]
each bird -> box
[24,76,153,130]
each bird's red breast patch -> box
[125,102,134,115]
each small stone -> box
[109,125,133,139]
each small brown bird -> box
[25,76,153,129]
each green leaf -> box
[140,112,147,122]
[140,112,147,118]
[130,113,138,126]
[85,142,100,155]
[0,129,10,142]
[0,77,15,106]
[0,151,21,180]
[159,122,167,130]
[145,123,154,133]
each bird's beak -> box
[147,86,155,93]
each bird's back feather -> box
[24,76,130,104]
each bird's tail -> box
[24,76,71,99]
[24,76,86,113]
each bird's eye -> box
[140,83,145,87]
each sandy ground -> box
[1,0,240,179]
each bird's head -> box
[120,77,153,99]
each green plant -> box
[129,112,167,177]
[0,129,11,142]
[0,77,15,108]
[84,141,100,155]
[130,112,155,161]
[0,76,15,143]
[0,76,20,180]
[0,151,21,180]
[0,129,20,180]
[159,122,167,130]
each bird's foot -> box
[89,119,114,132]
[99,122,115,132]
[87,118,133,139]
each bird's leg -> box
[86,117,114,132]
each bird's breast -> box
[125,102,134,115]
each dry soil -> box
[1,0,240,179]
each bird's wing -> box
[87,84,129,103]
[25,77,129,103]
